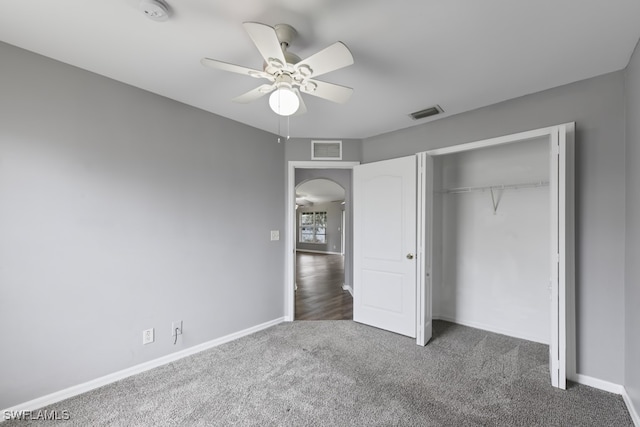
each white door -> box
[353,156,417,338]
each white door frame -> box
[285,161,359,321]
[419,122,575,388]
[416,153,433,346]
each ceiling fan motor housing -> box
[274,24,298,48]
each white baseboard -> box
[568,373,625,394]
[295,249,342,255]
[1,317,285,419]
[433,315,548,345]
[622,388,640,427]
[342,283,353,296]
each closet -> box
[416,123,574,389]
[432,137,551,344]
[353,123,573,388]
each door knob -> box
[406,253,414,260]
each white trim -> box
[416,153,433,346]
[296,249,342,255]
[434,315,549,345]
[622,388,640,427]
[0,317,285,417]
[426,125,558,156]
[550,127,562,388]
[567,373,625,395]
[289,161,360,169]
[563,122,577,384]
[286,161,359,321]
[342,283,353,296]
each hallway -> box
[295,252,353,320]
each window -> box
[299,211,327,244]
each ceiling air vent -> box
[409,105,443,120]
[312,140,342,160]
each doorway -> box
[295,178,350,320]
[285,161,359,322]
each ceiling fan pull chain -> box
[277,115,282,143]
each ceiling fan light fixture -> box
[269,85,299,116]
[201,22,355,116]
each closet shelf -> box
[440,180,549,194]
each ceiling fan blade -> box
[243,22,286,66]
[295,42,354,78]
[293,89,307,116]
[232,84,275,103]
[200,58,273,81]
[300,79,353,104]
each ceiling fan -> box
[201,22,354,116]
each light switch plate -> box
[270,230,280,241]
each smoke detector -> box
[140,0,170,22]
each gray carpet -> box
[5,321,633,426]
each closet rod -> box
[441,180,549,194]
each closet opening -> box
[433,137,551,343]
[417,123,575,389]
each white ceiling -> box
[296,179,345,204]
[2,0,639,139]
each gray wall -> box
[363,71,627,384]
[0,42,285,409]
[295,169,354,291]
[625,40,640,416]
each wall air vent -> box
[312,140,342,160]
[409,105,443,120]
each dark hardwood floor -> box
[295,252,353,320]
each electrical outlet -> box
[172,321,182,337]
[143,328,154,345]
[270,230,280,241]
